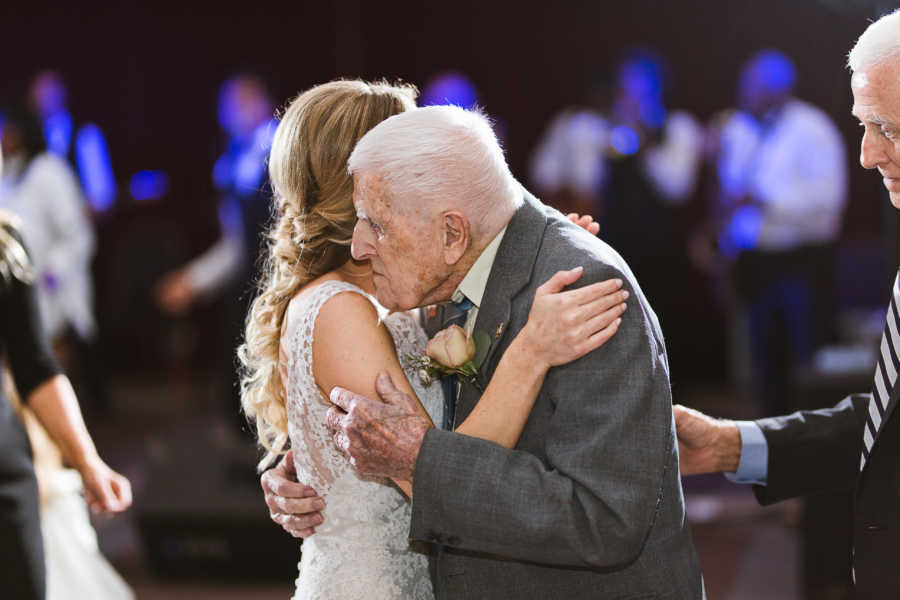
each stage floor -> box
[85,375,808,599]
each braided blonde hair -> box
[238,80,417,468]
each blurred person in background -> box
[0,106,97,353]
[529,84,610,219]
[28,70,117,214]
[530,50,703,238]
[530,50,703,342]
[674,10,900,598]
[600,50,703,286]
[698,49,847,416]
[155,73,275,433]
[0,146,131,600]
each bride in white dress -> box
[238,80,628,600]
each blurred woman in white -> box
[0,145,131,600]
[0,106,96,344]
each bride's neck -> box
[336,258,376,295]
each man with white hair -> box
[673,10,900,598]
[317,104,703,598]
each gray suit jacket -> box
[410,191,703,599]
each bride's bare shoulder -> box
[304,282,398,399]
[283,271,378,336]
[288,271,345,305]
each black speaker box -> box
[135,432,300,582]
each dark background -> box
[0,1,890,233]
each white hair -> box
[347,105,521,242]
[848,8,900,72]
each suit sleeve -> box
[752,394,868,505]
[410,263,674,569]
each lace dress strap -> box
[281,280,383,498]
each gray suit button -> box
[864,523,885,531]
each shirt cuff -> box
[724,420,769,485]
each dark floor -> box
[79,375,849,600]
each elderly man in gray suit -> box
[270,105,703,598]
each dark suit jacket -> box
[411,191,703,599]
[753,383,900,599]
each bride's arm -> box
[313,271,626,498]
[311,291,433,497]
[454,267,627,448]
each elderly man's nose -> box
[351,221,371,260]
[860,129,886,170]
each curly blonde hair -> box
[238,80,417,468]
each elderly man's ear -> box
[442,211,471,265]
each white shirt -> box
[529,108,703,204]
[451,225,507,335]
[0,153,96,339]
[530,109,610,198]
[717,99,847,251]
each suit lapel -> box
[454,189,548,423]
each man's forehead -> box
[850,65,900,122]
[351,171,372,209]
[353,170,392,212]
[851,71,869,92]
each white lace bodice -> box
[281,280,441,600]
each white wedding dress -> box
[282,280,442,600]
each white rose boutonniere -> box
[406,325,491,390]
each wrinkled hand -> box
[327,373,432,480]
[78,457,132,514]
[567,213,600,236]
[520,267,627,368]
[261,450,326,538]
[673,405,741,475]
[155,269,195,315]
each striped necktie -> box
[440,296,473,431]
[861,270,900,471]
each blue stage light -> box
[129,170,170,201]
[75,124,116,211]
[610,125,641,156]
[727,205,763,252]
[44,112,73,158]
[421,72,479,109]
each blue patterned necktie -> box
[431,296,473,599]
[861,270,900,471]
[440,296,473,431]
